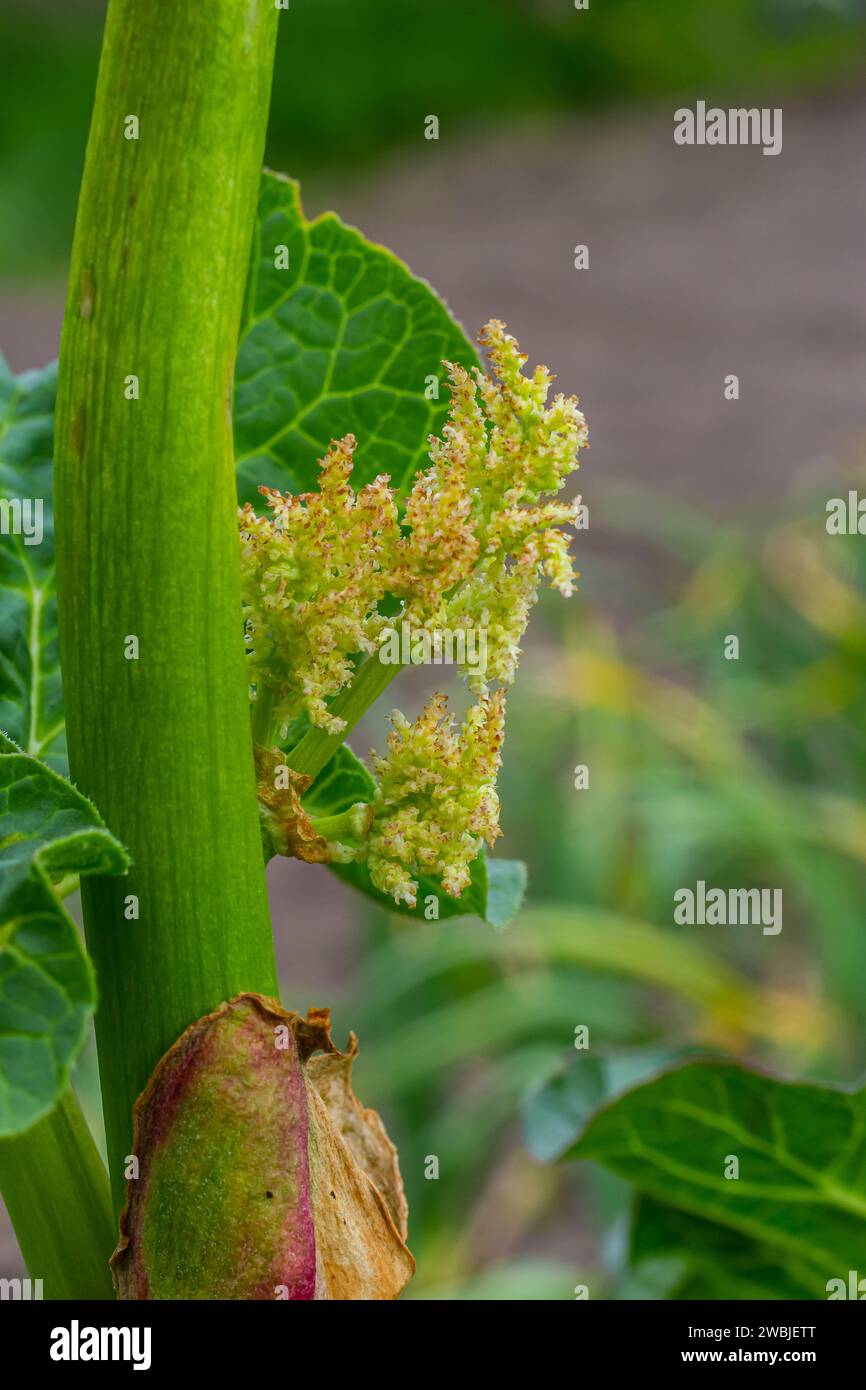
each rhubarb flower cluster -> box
[241,323,587,904]
[239,437,400,735]
[391,321,588,690]
[367,691,505,908]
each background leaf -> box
[631,1196,817,1300]
[0,358,65,773]
[0,732,128,1136]
[566,1061,866,1297]
[484,859,529,930]
[235,172,479,506]
[522,1047,686,1164]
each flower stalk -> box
[285,654,403,780]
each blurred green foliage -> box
[2,0,866,277]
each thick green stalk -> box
[54,0,280,1213]
[0,1089,115,1299]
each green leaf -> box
[235,172,479,506]
[300,738,377,816]
[0,357,65,773]
[522,1058,606,1164]
[1,173,479,771]
[522,1048,683,1164]
[330,819,525,929]
[329,848,486,926]
[566,1061,866,1296]
[484,858,528,930]
[0,731,128,1136]
[631,1196,817,1301]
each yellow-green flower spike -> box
[240,435,400,735]
[390,319,588,690]
[241,323,587,735]
[367,690,505,909]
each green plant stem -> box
[251,684,278,748]
[0,1088,116,1299]
[286,654,402,780]
[54,0,280,1214]
[309,803,373,843]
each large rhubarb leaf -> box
[235,172,478,506]
[1,176,478,767]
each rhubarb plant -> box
[0,0,586,1300]
[5,0,850,1309]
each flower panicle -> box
[396,319,588,686]
[241,323,588,904]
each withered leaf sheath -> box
[111,994,413,1300]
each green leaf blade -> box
[235,173,480,506]
[0,358,65,773]
[0,735,128,1136]
[329,836,525,930]
[567,1060,866,1295]
[631,1196,819,1301]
